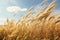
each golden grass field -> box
[0,0,60,40]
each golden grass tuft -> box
[0,0,60,40]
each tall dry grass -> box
[0,0,60,40]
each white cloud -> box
[6,6,27,13]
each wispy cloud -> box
[0,18,7,24]
[6,6,27,13]
[54,10,60,15]
[0,18,6,21]
[5,0,17,5]
[6,0,16,3]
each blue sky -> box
[0,0,60,24]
